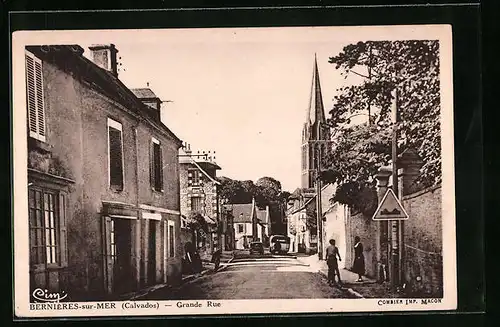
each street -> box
[141,250,348,300]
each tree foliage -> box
[322,40,441,210]
[185,211,209,237]
[217,176,290,234]
[217,176,288,207]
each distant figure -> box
[352,236,365,282]
[211,243,222,270]
[326,239,342,286]
[184,241,202,274]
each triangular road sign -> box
[372,188,409,220]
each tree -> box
[217,176,291,235]
[323,40,441,211]
[185,211,209,246]
[255,176,282,206]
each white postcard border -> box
[13,24,456,317]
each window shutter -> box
[34,59,45,138]
[26,55,37,137]
[149,140,154,190]
[159,145,164,191]
[108,126,124,190]
[59,192,68,268]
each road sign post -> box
[372,187,408,288]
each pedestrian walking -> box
[211,244,222,270]
[326,239,342,286]
[352,236,365,282]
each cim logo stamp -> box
[32,288,68,303]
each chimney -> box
[185,143,192,155]
[89,44,119,76]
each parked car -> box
[269,235,290,254]
[249,241,264,255]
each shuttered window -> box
[28,188,68,269]
[26,52,46,142]
[150,138,163,192]
[191,196,202,212]
[107,118,124,191]
[168,220,175,258]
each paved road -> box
[142,250,348,300]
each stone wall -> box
[402,185,443,297]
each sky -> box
[16,25,450,191]
[80,27,357,192]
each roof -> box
[306,55,326,126]
[130,88,158,99]
[178,148,221,185]
[223,203,268,224]
[25,45,182,146]
[203,215,216,225]
[287,183,334,215]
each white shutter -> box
[26,52,45,142]
[35,59,45,139]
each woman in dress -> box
[352,236,365,282]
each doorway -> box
[113,218,133,295]
[147,220,157,285]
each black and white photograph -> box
[12,24,456,317]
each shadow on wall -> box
[65,209,102,301]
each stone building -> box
[25,44,183,301]
[178,146,222,257]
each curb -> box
[310,267,365,299]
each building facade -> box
[25,44,183,301]
[224,201,269,250]
[178,146,222,257]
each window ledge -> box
[28,137,52,153]
[28,168,75,186]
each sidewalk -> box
[296,254,403,299]
[123,251,234,301]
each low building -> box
[25,44,183,301]
[286,184,343,257]
[224,200,270,249]
[286,187,316,254]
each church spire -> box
[301,54,330,189]
[306,53,326,128]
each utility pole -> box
[315,128,324,261]
[391,87,400,288]
[252,197,258,242]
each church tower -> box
[301,55,331,189]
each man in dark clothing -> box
[326,239,342,286]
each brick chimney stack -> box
[89,44,119,77]
[184,143,192,155]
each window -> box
[28,188,67,267]
[168,220,175,258]
[188,169,201,187]
[26,51,46,142]
[150,137,163,191]
[192,170,200,185]
[191,196,202,212]
[107,118,124,191]
[237,224,244,233]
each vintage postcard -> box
[12,24,456,317]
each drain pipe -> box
[134,123,142,289]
